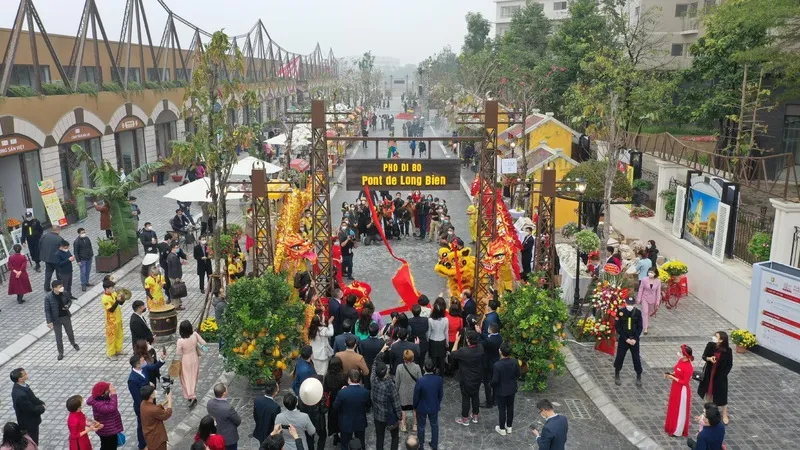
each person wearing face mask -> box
[338,222,355,280]
[614,297,643,387]
[139,222,158,254]
[697,331,733,425]
[73,228,95,292]
[194,237,213,294]
[532,399,568,450]
[44,280,80,361]
[428,206,441,243]
[646,240,659,269]
[10,368,45,445]
[636,268,661,335]
[439,225,456,249]
[520,227,534,281]
[664,345,694,437]
[56,240,77,300]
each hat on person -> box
[102,279,116,289]
[91,381,110,398]
[625,297,636,305]
[142,253,159,266]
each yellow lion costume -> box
[480,239,515,292]
[434,246,476,298]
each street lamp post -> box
[571,180,587,315]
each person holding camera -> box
[260,424,304,450]
[371,347,403,450]
[140,385,173,450]
[275,393,315,450]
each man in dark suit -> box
[533,399,568,450]
[10,368,45,444]
[521,226,534,280]
[130,300,154,347]
[614,297,643,387]
[408,305,430,367]
[461,290,476,322]
[292,346,317,396]
[333,320,360,354]
[207,383,242,450]
[480,297,502,340]
[451,330,484,425]
[413,360,443,450]
[128,354,156,449]
[329,289,343,336]
[253,380,281,444]
[339,295,359,329]
[39,225,63,291]
[193,237,213,294]
[491,343,520,435]
[360,323,384,390]
[333,369,370,450]
[387,328,420,376]
[478,322,502,408]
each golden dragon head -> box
[281,233,317,262]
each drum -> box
[149,305,178,337]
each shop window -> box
[175,69,191,82]
[112,68,141,84]
[671,44,684,57]
[675,4,689,16]
[255,104,263,123]
[3,64,51,87]
[147,68,170,82]
[554,1,568,11]
[64,66,99,84]
[783,114,800,162]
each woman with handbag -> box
[323,356,347,447]
[427,298,449,376]
[395,349,422,433]
[86,382,123,449]
[176,320,208,408]
[309,315,335,376]
[697,331,733,425]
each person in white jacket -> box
[308,315,335,375]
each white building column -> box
[101,134,117,169]
[769,199,800,266]
[655,159,684,223]
[144,125,157,164]
[176,119,186,141]
[39,145,64,197]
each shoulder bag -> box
[169,280,188,299]
[402,363,418,382]
[167,358,182,377]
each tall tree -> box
[172,31,257,278]
[357,51,376,106]
[462,12,492,55]
[498,0,551,71]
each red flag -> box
[363,186,420,314]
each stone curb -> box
[0,254,143,369]
[561,344,663,450]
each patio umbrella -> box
[290,159,310,172]
[266,134,287,145]
[231,156,282,176]
[163,177,245,203]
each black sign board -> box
[345,159,461,191]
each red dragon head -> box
[343,280,372,311]
[282,233,317,263]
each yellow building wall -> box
[526,121,575,159]
[529,157,579,229]
[498,111,511,146]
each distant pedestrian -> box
[410,140,416,157]
[212,287,228,351]
[39,225,63,291]
[491,343,520,436]
[21,211,43,272]
[66,394,97,450]
[130,300,154,348]
[10,368,45,445]
[193,237,212,294]
[309,316,335,376]
[73,228,94,292]
[697,331,733,425]
[93,200,112,239]
[166,241,186,311]
[413,360,443,450]
[56,240,76,299]
[144,265,166,311]
[479,322,502,409]
[45,280,79,361]
[664,345,694,437]
[394,349,421,435]
[139,222,158,254]
[86,381,123,449]
[636,268,661,335]
[293,346,318,396]
[207,383,242,450]
[8,244,31,305]
[532,399,568,450]
[370,352,402,450]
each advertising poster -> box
[755,267,800,363]
[683,175,726,252]
[37,179,67,227]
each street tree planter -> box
[95,253,121,273]
[171,174,184,182]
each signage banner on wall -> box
[750,263,800,364]
[345,159,461,191]
[0,135,39,157]
[60,125,102,144]
[115,116,145,133]
[682,173,738,257]
[37,179,67,227]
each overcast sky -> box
[16,0,494,65]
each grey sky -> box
[12,0,494,65]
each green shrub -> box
[101,82,123,93]
[561,222,579,238]
[499,276,569,391]
[162,80,177,89]
[145,81,161,90]
[574,229,600,253]
[97,238,119,257]
[563,160,633,202]
[747,232,771,262]
[219,271,306,384]
[660,188,677,217]
[126,81,143,91]
[42,82,70,95]
[6,85,39,97]
[632,179,654,191]
[77,82,99,95]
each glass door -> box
[21,151,46,223]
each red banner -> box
[364,186,420,314]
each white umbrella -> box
[265,134,286,145]
[163,177,245,203]
[231,156,282,176]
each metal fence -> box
[732,206,774,265]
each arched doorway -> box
[155,109,179,160]
[58,123,103,202]
[0,133,46,223]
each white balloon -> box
[299,377,323,405]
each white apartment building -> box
[494,0,570,37]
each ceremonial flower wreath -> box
[592,318,614,342]
[658,260,689,283]
[589,280,629,318]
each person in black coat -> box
[44,280,79,360]
[299,381,328,450]
[697,331,733,425]
[10,367,45,444]
[451,330,485,425]
[478,322,503,408]
[646,240,659,269]
[130,300,154,347]
[73,228,94,292]
[39,226,63,292]
[521,226,534,281]
[339,295,360,330]
[253,380,281,444]
[333,370,371,449]
[387,328,420,376]
[614,297,643,386]
[193,237,212,294]
[333,320,361,354]
[491,342,520,435]
[461,290,477,322]
[139,222,159,254]
[408,305,430,367]
[21,212,43,272]
[533,399,568,450]
[360,323,386,374]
